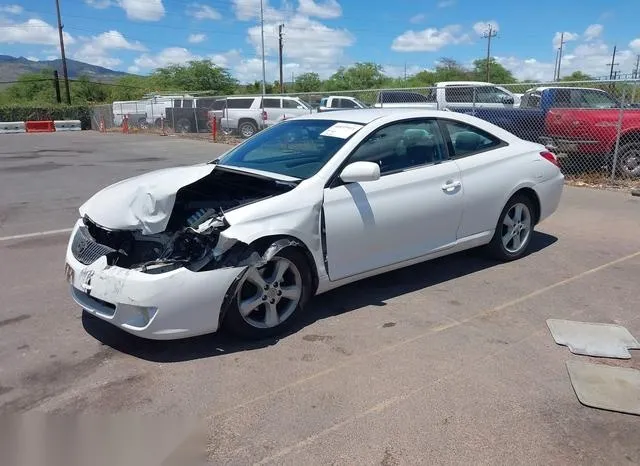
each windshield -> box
[217,119,363,179]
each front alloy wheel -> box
[224,248,311,339]
[238,257,302,329]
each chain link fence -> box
[91,78,640,182]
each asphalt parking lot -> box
[1,132,639,464]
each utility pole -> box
[259,0,266,96]
[607,45,619,80]
[54,0,71,104]
[634,55,640,79]
[553,49,560,81]
[404,62,407,81]
[556,32,566,81]
[53,70,61,103]
[482,24,498,82]
[278,24,285,93]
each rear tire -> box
[486,194,535,261]
[238,120,258,139]
[223,248,312,340]
[176,118,192,134]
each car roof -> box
[528,86,604,92]
[436,81,493,86]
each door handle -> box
[442,180,462,192]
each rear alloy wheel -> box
[176,118,192,134]
[224,248,311,339]
[487,195,534,261]
[239,120,258,139]
[616,143,640,179]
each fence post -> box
[472,86,477,116]
[212,114,217,142]
[100,115,105,133]
[160,116,166,136]
[610,87,627,181]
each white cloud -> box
[392,25,471,52]
[119,0,165,21]
[553,31,579,49]
[437,0,455,7]
[84,0,112,8]
[584,24,603,41]
[128,65,140,73]
[473,20,499,36]
[188,33,207,44]
[497,36,637,82]
[232,0,288,21]
[135,47,200,69]
[187,3,221,20]
[0,18,75,45]
[209,49,242,67]
[630,38,640,52]
[0,4,23,14]
[247,15,354,66]
[382,64,424,78]
[297,0,342,19]
[73,30,146,68]
[409,14,426,24]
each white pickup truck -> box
[373,81,520,109]
[317,96,368,112]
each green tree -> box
[151,60,238,93]
[71,75,110,103]
[325,62,387,91]
[561,71,593,82]
[3,71,57,103]
[295,72,322,92]
[471,58,517,83]
[432,58,472,81]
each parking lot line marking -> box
[0,228,73,242]
[211,249,640,422]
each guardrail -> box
[54,120,82,132]
[26,121,55,133]
[0,121,26,134]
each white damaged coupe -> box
[65,109,564,340]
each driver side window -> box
[348,119,448,175]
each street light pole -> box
[260,0,266,96]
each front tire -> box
[223,248,312,340]
[616,143,640,179]
[486,195,534,261]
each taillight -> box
[262,110,268,120]
[540,151,559,167]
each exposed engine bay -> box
[76,168,297,274]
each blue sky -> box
[1,0,639,83]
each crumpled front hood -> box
[79,164,215,235]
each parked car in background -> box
[208,96,312,138]
[165,97,219,134]
[317,96,368,112]
[373,82,520,110]
[448,86,640,177]
[65,108,564,340]
[112,94,192,128]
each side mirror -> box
[502,96,515,105]
[339,161,381,183]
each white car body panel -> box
[66,108,564,340]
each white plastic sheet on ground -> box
[546,319,640,359]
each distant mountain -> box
[0,55,131,86]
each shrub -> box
[0,105,92,129]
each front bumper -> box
[65,220,245,340]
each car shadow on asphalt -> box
[82,232,557,363]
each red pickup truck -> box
[539,87,640,178]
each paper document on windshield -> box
[321,122,363,139]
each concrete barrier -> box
[54,120,82,132]
[0,121,26,134]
